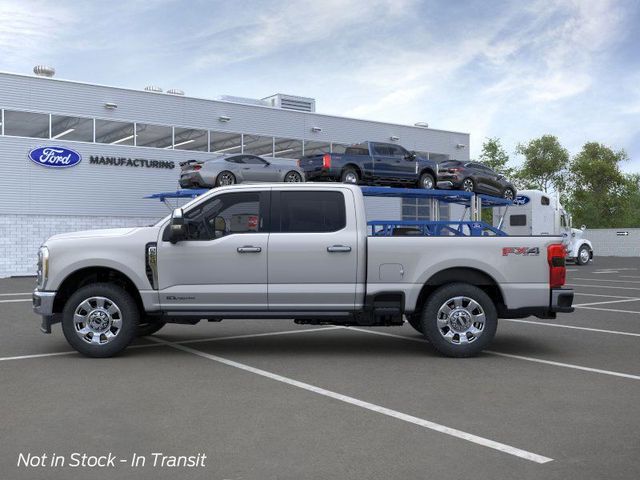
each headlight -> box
[37,246,49,289]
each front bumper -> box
[33,290,59,334]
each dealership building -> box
[0,68,470,277]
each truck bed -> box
[365,234,561,313]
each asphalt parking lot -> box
[1,257,639,480]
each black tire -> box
[61,283,139,358]
[284,171,303,183]
[418,172,435,190]
[137,319,167,337]
[407,315,423,333]
[215,171,236,187]
[341,167,359,184]
[462,178,475,192]
[421,283,497,358]
[576,245,590,265]
[502,187,515,200]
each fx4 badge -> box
[502,247,540,256]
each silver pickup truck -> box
[33,183,574,358]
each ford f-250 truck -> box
[33,183,574,358]
[299,141,439,189]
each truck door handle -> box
[327,245,351,253]
[237,246,262,253]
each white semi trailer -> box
[494,189,594,265]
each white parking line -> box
[0,299,32,304]
[573,298,640,307]
[343,327,640,381]
[501,319,640,337]
[573,278,640,284]
[568,284,640,291]
[0,292,33,296]
[575,306,640,315]
[620,275,640,279]
[0,326,338,362]
[149,336,553,464]
[574,292,640,299]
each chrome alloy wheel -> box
[218,172,235,185]
[343,172,358,184]
[503,188,515,200]
[436,296,486,345]
[421,175,434,189]
[579,247,590,264]
[73,297,123,345]
[284,171,302,182]
[462,179,474,192]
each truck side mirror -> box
[169,208,186,244]
[405,152,416,161]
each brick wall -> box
[0,214,161,277]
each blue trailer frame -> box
[145,186,512,237]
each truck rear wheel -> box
[421,283,497,357]
[407,315,423,333]
[61,283,139,358]
[341,167,359,184]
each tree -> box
[515,135,569,192]
[478,137,514,177]
[567,142,637,228]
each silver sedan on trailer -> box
[179,154,305,188]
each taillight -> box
[322,153,331,169]
[448,167,461,173]
[547,243,566,288]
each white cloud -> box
[0,0,75,66]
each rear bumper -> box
[550,288,574,313]
[499,288,574,320]
[179,172,206,188]
[33,290,60,334]
[304,167,339,181]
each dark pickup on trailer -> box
[298,141,439,189]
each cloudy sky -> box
[1,0,639,171]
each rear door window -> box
[277,191,346,233]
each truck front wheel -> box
[576,245,591,265]
[61,283,139,358]
[137,319,167,337]
[421,283,497,357]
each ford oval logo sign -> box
[513,195,530,206]
[28,146,82,168]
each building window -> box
[95,119,134,145]
[273,137,303,159]
[3,110,49,138]
[304,140,330,156]
[210,131,243,154]
[51,115,94,142]
[173,127,208,151]
[135,123,172,149]
[243,135,274,156]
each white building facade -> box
[0,71,470,277]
